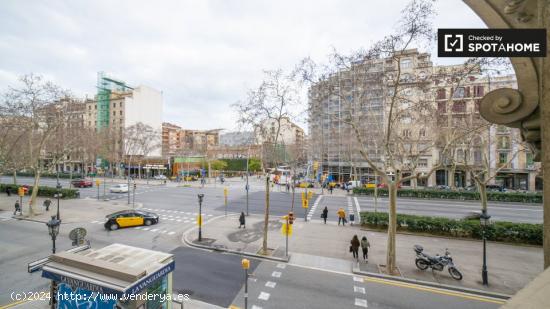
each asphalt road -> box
[0,177,525,308]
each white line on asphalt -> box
[355,298,368,307]
[353,276,364,282]
[142,227,150,231]
[271,271,281,278]
[354,197,361,214]
[265,281,277,288]
[134,227,142,230]
[150,229,159,232]
[276,263,286,269]
[354,286,366,294]
[176,220,182,222]
[258,292,270,301]
[184,220,190,223]
[168,231,176,235]
[251,305,262,309]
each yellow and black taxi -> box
[104,210,159,231]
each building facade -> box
[161,122,221,157]
[308,49,541,191]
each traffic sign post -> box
[224,187,228,216]
[132,182,137,209]
[95,180,100,200]
[301,192,309,222]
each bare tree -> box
[233,69,301,255]
[1,74,71,215]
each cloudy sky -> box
[0,0,485,132]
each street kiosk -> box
[41,243,174,309]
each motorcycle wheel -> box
[415,259,429,270]
[448,267,463,280]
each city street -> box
[0,177,519,308]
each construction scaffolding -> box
[96,71,133,130]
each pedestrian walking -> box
[349,213,355,226]
[6,186,11,196]
[329,184,334,195]
[13,200,21,215]
[361,236,370,261]
[337,207,346,226]
[322,206,328,224]
[43,199,51,211]
[286,183,290,192]
[350,235,360,261]
[238,212,246,229]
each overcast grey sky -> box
[0,0,486,132]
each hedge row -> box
[0,184,79,199]
[360,211,542,245]
[353,188,542,204]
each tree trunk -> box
[29,169,41,216]
[13,170,17,185]
[262,175,270,255]
[479,182,488,213]
[386,182,397,274]
[449,166,456,189]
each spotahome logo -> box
[438,29,546,57]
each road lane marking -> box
[276,263,286,269]
[168,231,176,235]
[354,197,361,214]
[258,292,270,301]
[353,276,364,282]
[251,305,262,309]
[271,271,281,278]
[355,298,368,307]
[354,286,366,294]
[265,281,277,288]
[361,276,506,305]
[142,227,150,231]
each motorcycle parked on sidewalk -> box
[413,245,463,280]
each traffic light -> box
[288,212,294,225]
[133,183,137,190]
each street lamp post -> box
[480,209,491,286]
[55,183,62,221]
[245,143,251,216]
[46,215,61,254]
[241,258,250,309]
[198,194,204,242]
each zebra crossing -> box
[89,207,216,235]
[307,195,323,221]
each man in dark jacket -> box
[322,206,328,224]
[238,212,246,229]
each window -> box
[453,87,465,98]
[473,85,485,97]
[402,129,411,137]
[419,129,426,137]
[113,111,116,116]
[120,111,123,116]
[404,88,413,96]
[474,150,482,164]
[400,73,412,82]
[498,136,510,149]
[88,105,91,110]
[457,149,465,162]
[436,88,446,100]
[526,152,534,166]
[400,58,412,69]
[418,159,428,167]
[452,101,466,113]
[499,152,508,164]
[437,101,446,113]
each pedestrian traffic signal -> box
[308,191,313,199]
[288,212,294,224]
[18,187,24,197]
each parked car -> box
[71,179,93,188]
[154,175,167,180]
[109,184,129,193]
[295,181,314,188]
[345,180,362,189]
[435,185,451,190]
[486,184,507,192]
[104,210,159,230]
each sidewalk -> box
[185,213,543,296]
[8,298,224,309]
[0,195,140,224]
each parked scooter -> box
[413,245,463,280]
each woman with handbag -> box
[322,206,328,224]
[350,235,360,261]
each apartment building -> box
[308,49,540,191]
[161,122,221,157]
